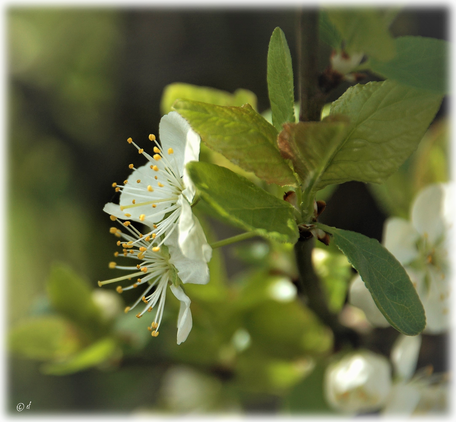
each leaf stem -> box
[210,232,257,249]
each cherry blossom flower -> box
[104,111,211,265]
[349,183,454,333]
[98,219,209,344]
[324,350,392,414]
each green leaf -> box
[319,10,342,49]
[160,82,257,114]
[174,100,297,186]
[325,80,443,188]
[8,316,81,361]
[368,36,448,94]
[267,27,295,131]
[187,161,299,243]
[41,337,118,375]
[318,224,426,336]
[277,114,350,191]
[326,8,396,61]
[47,262,106,338]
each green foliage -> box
[368,36,448,94]
[368,119,449,218]
[328,80,443,186]
[318,224,426,336]
[47,262,107,339]
[267,27,295,131]
[8,316,81,361]
[326,8,396,61]
[160,82,258,115]
[319,10,342,49]
[277,115,350,192]
[41,337,119,375]
[187,161,299,243]
[173,100,297,186]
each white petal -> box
[390,334,421,381]
[411,184,446,245]
[169,284,192,345]
[382,383,421,416]
[177,197,212,263]
[383,217,420,265]
[349,275,390,328]
[167,229,210,285]
[103,202,125,219]
[422,267,449,334]
[159,111,201,177]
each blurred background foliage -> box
[6,6,448,414]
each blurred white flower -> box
[349,183,453,333]
[382,334,448,416]
[324,351,392,414]
[330,50,363,75]
[98,221,209,344]
[104,111,212,264]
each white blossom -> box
[104,111,212,264]
[324,350,392,414]
[349,183,453,333]
[98,220,208,344]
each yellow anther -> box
[151,330,159,337]
[141,267,148,273]
[129,163,134,169]
[136,264,141,269]
[123,221,131,227]
[147,326,152,332]
[145,236,151,242]
[152,247,160,252]
[115,187,121,192]
[127,137,133,144]
[136,313,142,319]
[138,148,144,154]
[168,147,174,155]
[114,251,119,257]
[152,233,157,239]
[142,296,148,303]
[110,215,117,221]
[147,307,152,312]
[137,252,145,260]
[152,204,157,208]
[124,213,131,217]
[152,165,159,172]
[132,199,136,204]
[109,262,116,269]
[97,281,102,287]
[124,306,131,313]
[149,134,156,141]
[139,214,146,221]
[153,224,158,229]
[116,286,123,294]
[109,227,117,234]
[153,146,160,153]
[117,240,122,246]
[158,182,164,187]
[139,247,147,252]
[123,180,128,185]
[151,322,158,329]
[112,182,117,188]
[137,179,141,183]
[147,185,154,192]
[153,154,161,161]
[154,176,158,180]
[133,283,138,288]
